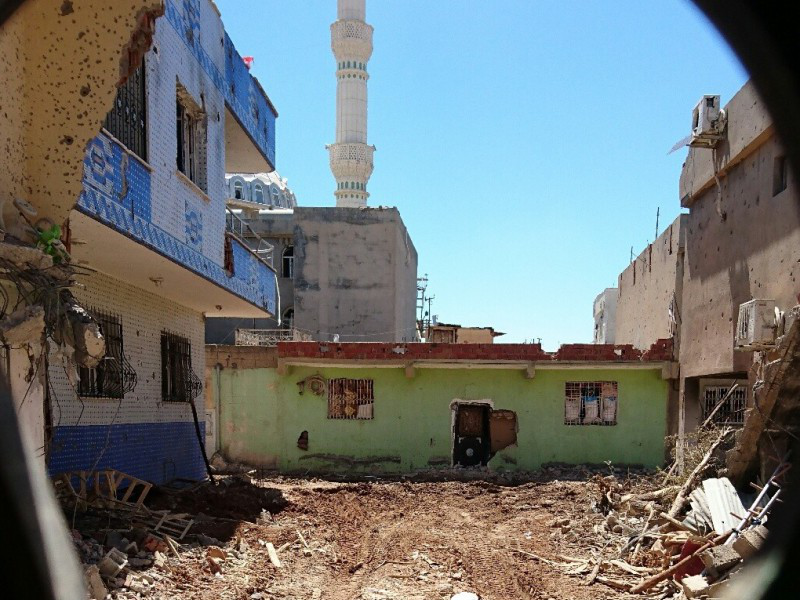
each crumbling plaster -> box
[0,0,164,227]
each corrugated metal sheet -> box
[702,477,746,535]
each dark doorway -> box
[453,404,491,467]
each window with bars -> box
[327,378,374,419]
[161,332,202,403]
[702,385,747,425]
[78,311,137,399]
[103,60,147,160]
[564,381,618,426]
[176,84,207,192]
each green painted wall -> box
[217,365,668,473]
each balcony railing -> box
[225,208,274,268]
[235,328,309,347]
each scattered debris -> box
[52,456,783,599]
[84,565,107,600]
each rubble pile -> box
[51,458,785,599]
[535,429,785,599]
[54,469,291,599]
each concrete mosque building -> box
[206,0,418,346]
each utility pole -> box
[426,295,435,336]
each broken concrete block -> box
[732,526,768,560]
[680,574,710,598]
[84,565,107,600]
[451,594,480,600]
[124,573,150,594]
[700,545,741,577]
[0,240,53,270]
[128,557,152,568]
[0,305,45,346]
[98,548,128,579]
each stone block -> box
[84,565,107,600]
[680,574,710,598]
[700,545,741,577]
[732,526,768,560]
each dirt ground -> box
[134,469,657,600]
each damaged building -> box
[206,199,419,345]
[600,80,800,437]
[426,323,505,344]
[3,0,281,484]
[205,340,676,473]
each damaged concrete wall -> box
[0,0,164,228]
[214,361,669,473]
[615,215,686,352]
[678,86,800,381]
[292,207,418,342]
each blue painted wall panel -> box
[48,421,206,485]
[79,132,277,314]
[163,0,276,167]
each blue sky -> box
[217,0,747,348]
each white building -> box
[39,0,279,484]
[226,172,297,209]
[593,288,618,344]
[328,0,375,208]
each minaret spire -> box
[328,0,374,207]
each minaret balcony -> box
[331,19,374,62]
[328,143,375,180]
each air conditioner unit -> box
[690,95,726,147]
[735,299,777,349]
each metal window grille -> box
[161,332,202,403]
[327,378,374,420]
[565,381,618,426]
[702,386,747,425]
[103,60,147,160]
[78,311,137,399]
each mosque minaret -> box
[327,0,374,207]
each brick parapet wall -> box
[272,339,673,363]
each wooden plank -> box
[266,542,282,568]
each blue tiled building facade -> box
[47,0,278,484]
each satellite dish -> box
[668,134,693,155]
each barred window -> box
[702,385,746,425]
[565,381,618,426]
[78,312,137,399]
[161,332,202,403]
[103,60,147,160]
[327,378,374,419]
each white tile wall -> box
[48,271,205,427]
[144,10,226,267]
